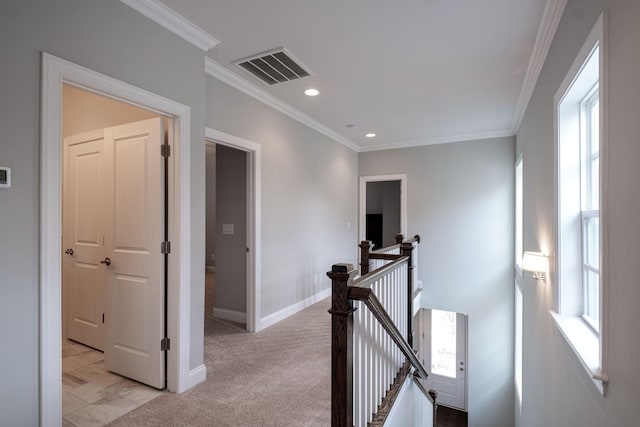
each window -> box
[515,156,523,273]
[553,13,607,396]
[515,283,523,408]
[580,86,600,331]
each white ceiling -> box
[159,0,553,151]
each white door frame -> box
[359,174,407,244]
[205,128,262,332]
[41,53,194,424]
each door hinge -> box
[102,313,105,324]
[161,241,171,254]
[161,145,171,157]
[161,337,170,351]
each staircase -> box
[328,235,436,427]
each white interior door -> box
[421,308,467,410]
[63,130,106,351]
[103,117,166,389]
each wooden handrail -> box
[368,253,402,260]
[348,281,429,382]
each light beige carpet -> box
[107,298,331,427]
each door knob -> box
[100,257,111,266]
[65,248,74,255]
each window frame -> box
[515,282,523,410]
[515,155,524,276]
[579,86,600,332]
[552,12,608,397]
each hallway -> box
[108,298,331,426]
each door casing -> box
[359,174,407,244]
[205,128,262,332]
[41,53,197,425]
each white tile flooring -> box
[62,340,163,426]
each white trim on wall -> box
[119,0,220,51]
[511,0,569,132]
[205,127,262,332]
[260,288,332,331]
[41,52,195,425]
[358,129,514,153]
[205,58,360,152]
[213,308,247,324]
[187,364,207,389]
[359,174,408,244]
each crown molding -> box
[120,0,220,51]
[511,0,568,133]
[358,129,515,153]
[205,58,360,152]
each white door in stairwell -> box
[421,309,468,410]
[63,117,166,389]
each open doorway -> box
[205,142,248,329]
[60,85,167,423]
[41,53,196,425]
[359,174,407,248]
[205,128,262,333]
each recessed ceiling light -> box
[304,88,319,97]
[365,133,376,138]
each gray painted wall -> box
[516,0,640,425]
[359,137,515,427]
[0,1,206,423]
[206,76,358,319]
[215,145,247,314]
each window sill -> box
[549,310,607,396]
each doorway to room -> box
[60,85,168,423]
[41,53,194,425]
[205,142,248,328]
[205,128,261,333]
[359,174,407,248]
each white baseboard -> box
[258,287,331,331]
[213,307,247,324]
[205,266,216,273]
[187,364,207,389]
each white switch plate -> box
[222,224,234,235]
[0,167,11,188]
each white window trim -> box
[552,11,608,397]
[515,155,524,278]
[515,281,523,411]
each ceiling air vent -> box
[234,48,311,85]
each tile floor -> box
[62,340,163,427]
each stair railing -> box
[328,235,434,427]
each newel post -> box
[401,242,414,348]
[395,233,404,245]
[327,263,356,427]
[359,241,371,275]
